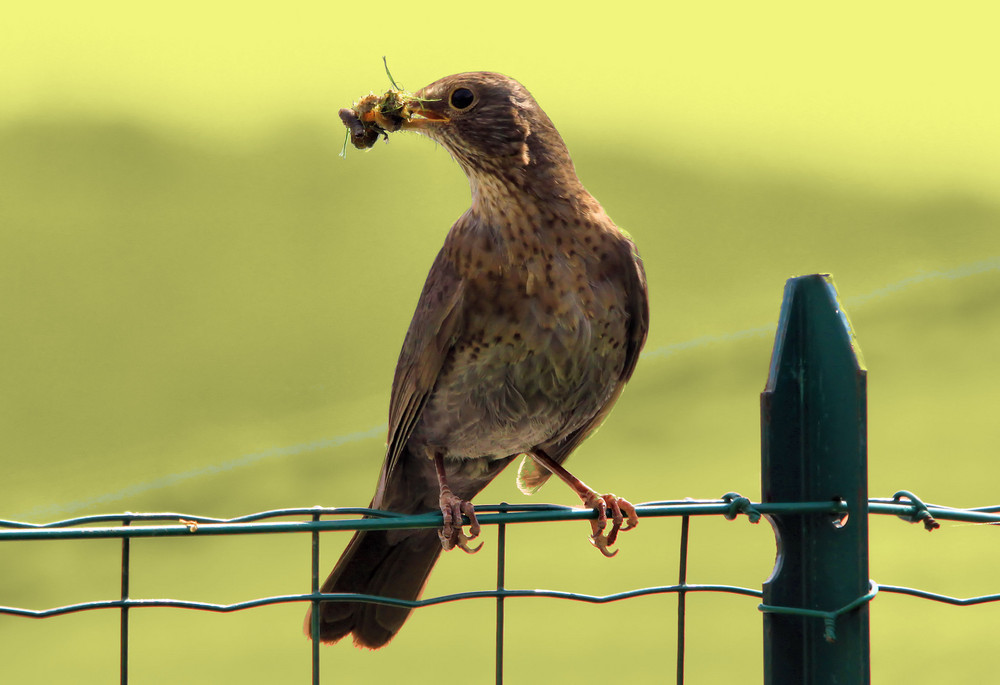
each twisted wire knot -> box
[721,492,762,523]
[892,490,940,531]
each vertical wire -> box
[495,503,507,685]
[120,519,131,685]
[676,515,690,685]
[311,512,321,685]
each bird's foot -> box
[583,492,639,558]
[438,490,482,554]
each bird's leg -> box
[434,453,483,554]
[529,451,638,557]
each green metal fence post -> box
[120,519,130,685]
[760,274,870,684]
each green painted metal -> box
[0,500,833,541]
[2,497,999,684]
[761,274,870,684]
[3,271,1000,682]
[2,580,996,620]
[676,515,691,685]
[495,505,508,685]
[0,584,766,619]
[120,521,130,685]
[1,498,994,543]
[310,512,321,685]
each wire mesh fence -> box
[3,274,998,683]
[1,497,998,684]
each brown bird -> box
[308,71,649,648]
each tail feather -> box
[305,447,516,648]
[304,527,442,649]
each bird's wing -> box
[619,239,650,383]
[517,237,649,494]
[373,247,466,506]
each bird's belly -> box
[411,312,625,459]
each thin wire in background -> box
[14,255,1000,521]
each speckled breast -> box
[411,245,630,460]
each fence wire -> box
[1,494,998,684]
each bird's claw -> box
[438,491,482,554]
[584,492,638,558]
[438,528,483,554]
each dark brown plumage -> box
[308,72,649,648]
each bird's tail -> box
[303,525,442,649]
[305,443,515,648]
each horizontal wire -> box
[2,495,997,622]
[11,426,388,521]
[877,585,1000,606]
[3,496,999,541]
[0,498,834,540]
[0,585,765,619]
[4,582,998,621]
[868,502,1000,526]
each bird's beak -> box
[401,107,449,131]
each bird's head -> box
[401,72,579,198]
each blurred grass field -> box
[2,2,999,683]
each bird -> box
[307,71,649,649]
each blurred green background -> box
[2,1,998,682]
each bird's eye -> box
[449,88,475,110]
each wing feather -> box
[372,248,466,506]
